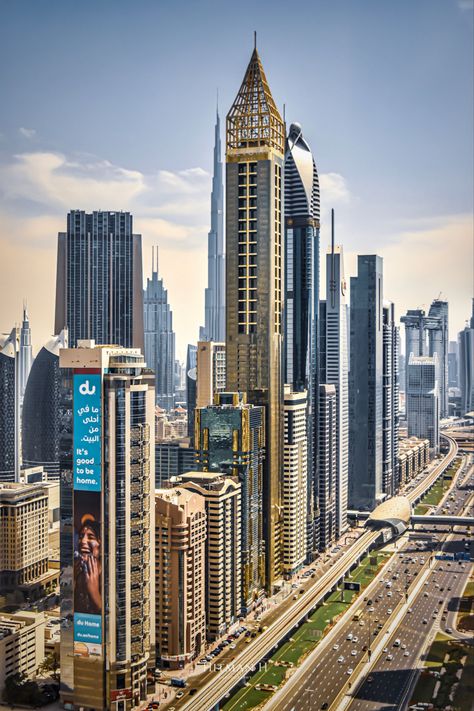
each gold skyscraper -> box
[225,45,285,589]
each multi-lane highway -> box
[264,449,471,711]
[175,434,459,711]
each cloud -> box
[18,127,36,139]
[458,0,474,10]
[319,172,352,207]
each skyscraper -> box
[284,121,320,556]
[195,392,265,609]
[349,255,384,511]
[320,212,348,536]
[0,328,20,483]
[225,45,285,589]
[59,342,155,710]
[55,210,144,351]
[458,300,474,415]
[186,344,197,440]
[382,302,400,497]
[282,387,307,576]
[22,329,68,479]
[400,299,448,417]
[19,305,32,403]
[406,354,439,452]
[448,341,458,388]
[317,385,337,551]
[200,108,225,343]
[143,247,176,410]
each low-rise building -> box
[0,611,45,694]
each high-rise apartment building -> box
[284,121,320,557]
[143,248,176,410]
[200,109,225,343]
[406,354,439,452]
[319,213,348,536]
[22,330,68,479]
[59,342,155,710]
[180,472,241,639]
[349,255,384,511]
[225,46,285,589]
[195,392,265,609]
[19,306,32,403]
[448,341,458,388]
[155,488,206,668]
[458,300,474,415]
[317,385,337,551]
[282,387,307,577]
[0,328,20,482]
[0,482,49,596]
[196,341,226,408]
[155,439,196,488]
[55,210,144,351]
[382,302,400,496]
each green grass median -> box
[222,552,390,711]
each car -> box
[368,607,375,612]
[362,645,368,651]
[367,676,374,683]
[432,613,437,619]
[442,615,447,622]
[446,627,452,633]
[386,654,394,661]
[351,650,357,656]
[383,647,388,653]
[387,608,393,614]
[321,704,329,710]
[401,643,407,649]
[175,692,184,699]
[387,591,393,597]
[352,636,358,643]
[404,650,410,657]
[189,689,198,696]
[333,644,339,650]
[422,618,428,624]
[230,643,236,649]
[197,659,207,665]
[346,633,353,641]
[338,656,345,663]
[347,668,353,675]
[424,592,429,597]
[407,607,413,613]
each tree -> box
[2,672,43,706]
[38,651,60,682]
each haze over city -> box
[0,0,473,359]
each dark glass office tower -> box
[55,210,144,350]
[22,330,68,479]
[0,328,19,482]
[186,344,197,440]
[144,247,176,410]
[349,255,384,511]
[284,121,320,558]
[200,108,225,343]
[225,46,285,589]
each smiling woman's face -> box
[79,525,100,559]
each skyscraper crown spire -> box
[226,47,284,154]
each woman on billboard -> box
[74,511,102,615]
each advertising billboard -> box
[73,372,103,656]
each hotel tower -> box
[225,44,285,588]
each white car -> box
[338,656,345,663]
[352,636,359,643]
[351,650,357,656]
[401,644,407,649]
[346,668,353,675]
[333,644,339,650]
[404,650,409,656]
[407,608,413,613]
[387,591,392,597]
[386,654,394,661]
[387,608,393,614]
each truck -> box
[353,609,363,622]
[170,678,186,688]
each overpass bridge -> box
[348,506,474,532]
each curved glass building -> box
[284,122,320,558]
[22,330,68,478]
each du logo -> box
[79,379,96,396]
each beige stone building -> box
[0,611,45,694]
[180,472,241,639]
[0,482,54,597]
[196,341,226,409]
[155,488,206,668]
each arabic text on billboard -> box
[73,373,101,491]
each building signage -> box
[343,581,361,591]
[73,372,103,656]
[73,373,102,491]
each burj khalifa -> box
[200,107,225,343]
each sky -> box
[0,0,473,361]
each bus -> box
[353,609,363,622]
